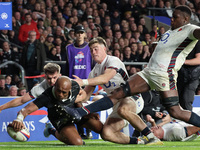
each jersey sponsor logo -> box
[74,65,86,69]
[161,33,170,44]
[75,51,84,63]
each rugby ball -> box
[7,123,30,142]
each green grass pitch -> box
[1,137,200,150]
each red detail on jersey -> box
[83,107,90,114]
[25,74,45,79]
[178,28,182,32]
[29,110,48,115]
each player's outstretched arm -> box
[0,92,32,113]
[12,102,39,131]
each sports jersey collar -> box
[170,23,190,31]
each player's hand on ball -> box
[11,120,25,132]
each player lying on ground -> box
[146,114,200,141]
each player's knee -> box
[117,105,129,119]
[69,138,84,145]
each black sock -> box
[48,128,56,137]
[129,137,138,144]
[141,127,151,136]
[77,96,114,117]
[188,112,200,127]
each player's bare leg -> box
[59,124,84,145]
[101,97,145,144]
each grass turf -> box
[0,137,200,150]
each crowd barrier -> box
[0,96,200,142]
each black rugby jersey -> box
[33,80,80,121]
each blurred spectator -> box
[24,0,37,12]
[20,31,46,90]
[129,66,137,76]
[118,37,125,50]
[138,0,148,15]
[5,75,12,89]
[51,19,58,34]
[150,24,159,40]
[67,29,75,41]
[82,7,93,21]
[0,30,10,48]
[0,75,9,96]
[92,29,99,38]
[53,26,66,42]
[165,0,173,18]
[62,6,71,21]
[130,23,138,33]
[142,33,151,46]
[133,30,142,43]
[148,0,158,15]
[188,2,200,22]
[110,9,121,26]
[137,24,145,41]
[0,41,20,76]
[37,18,46,31]
[156,0,169,17]
[18,13,40,43]
[44,34,55,52]
[113,30,122,43]
[9,85,18,96]
[113,49,123,61]
[44,9,52,28]
[47,47,59,61]
[105,38,113,50]
[8,30,21,47]
[130,42,139,62]
[17,87,27,96]
[138,17,149,34]
[78,2,87,17]
[123,46,134,62]
[123,0,140,23]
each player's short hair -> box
[43,63,61,74]
[89,37,107,49]
[175,5,192,17]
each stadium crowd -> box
[0,0,200,95]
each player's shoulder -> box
[107,55,121,62]
[31,80,49,96]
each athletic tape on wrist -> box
[16,111,24,122]
[82,79,89,86]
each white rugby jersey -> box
[30,79,50,99]
[147,24,200,77]
[162,122,186,141]
[88,55,129,95]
